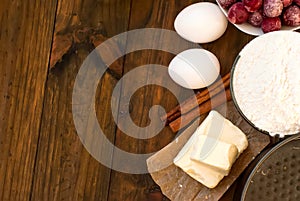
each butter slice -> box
[196,110,248,155]
[190,135,238,175]
[173,110,248,188]
[174,133,225,189]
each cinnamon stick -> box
[161,73,230,124]
[169,88,232,133]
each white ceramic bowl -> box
[216,1,300,36]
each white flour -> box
[232,31,300,136]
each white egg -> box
[174,2,228,43]
[168,49,220,89]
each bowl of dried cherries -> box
[216,0,300,35]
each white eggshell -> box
[175,2,228,43]
[168,49,220,89]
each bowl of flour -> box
[231,31,300,137]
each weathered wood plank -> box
[108,1,204,200]
[0,0,57,200]
[108,0,255,200]
[30,0,132,200]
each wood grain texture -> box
[108,1,255,200]
[201,25,254,76]
[30,0,132,200]
[0,0,267,200]
[0,0,57,200]
[108,1,204,201]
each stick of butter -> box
[190,135,238,175]
[173,133,225,189]
[173,110,248,188]
[197,110,248,155]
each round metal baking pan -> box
[235,134,300,201]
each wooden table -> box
[0,0,254,200]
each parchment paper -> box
[147,101,270,201]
